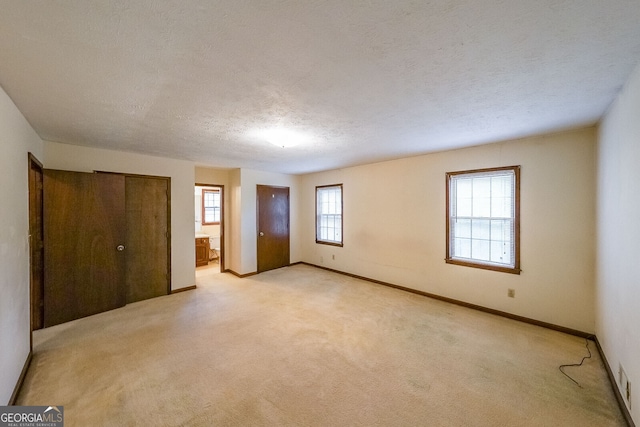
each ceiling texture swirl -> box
[1,0,640,174]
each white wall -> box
[227,169,242,273]
[195,166,230,187]
[301,128,597,333]
[43,142,195,291]
[0,86,43,404]
[597,60,640,420]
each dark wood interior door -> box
[257,185,290,273]
[43,170,126,327]
[125,176,170,303]
[28,154,44,332]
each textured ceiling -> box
[1,1,640,174]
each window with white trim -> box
[202,189,221,224]
[316,184,343,246]
[446,166,520,274]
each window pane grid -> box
[451,218,513,264]
[316,185,343,245]
[448,169,517,269]
[202,190,220,224]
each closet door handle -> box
[117,245,125,251]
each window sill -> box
[446,258,521,275]
[316,240,343,247]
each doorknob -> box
[259,232,264,237]
[117,245,125,251]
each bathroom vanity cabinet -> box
[195,236,210,267]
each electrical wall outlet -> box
[332,254,335,260]
[507,289,515,298]
[619,364,631,410]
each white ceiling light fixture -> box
[261,128,310,148]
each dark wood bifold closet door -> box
[125,176,170,303]
[257,185,290,273]
[43,170,126,327]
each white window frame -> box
[446,166,520,274]
[202,189,221,225]
[316,184,343,246]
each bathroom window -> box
[446,166,520,274]
[202,189,221,225]
[316,184,343,246]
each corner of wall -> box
[0,85,43,404]
[596,59,640,423]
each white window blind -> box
[203,190,221,224]
[448,167,519,272]
[316,185,342,245]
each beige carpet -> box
[19,264,625,426]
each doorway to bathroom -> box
[194,184,224,274]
